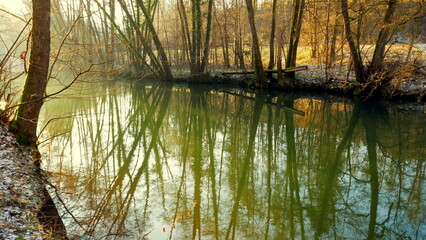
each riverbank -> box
[0,123,45,239]
[168,64,426,102]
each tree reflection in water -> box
[40,83,426,239]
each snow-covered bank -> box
[0,124,44,239]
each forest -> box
[0,0,425,239]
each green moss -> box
[9,120,30,145]
[15,132,29,146]
[354,88,361,96]
[9,119,19,133]
[12,72,31,130]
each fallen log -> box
[222,66,308,75]
[222,91,305,116]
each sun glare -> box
[0,0,27,14]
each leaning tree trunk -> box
[340,0,365,83]
[11,0,51,146]
[245,0,266,87]
[135,0,173,80]
[370,0,398,73]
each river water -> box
[40,82,425,239]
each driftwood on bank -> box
[222,66,308,75]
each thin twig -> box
[44,63,94,99]
[45,180,88,233]
[0,8,27,22]
[47,14,83,82]
[0,18,31,70]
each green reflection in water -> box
[40,83,426,239]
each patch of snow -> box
[0,124,45,239]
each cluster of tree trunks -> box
[178,0,215,75]
[341,0,399,83]
[90,0,402,88]
[238,0,401,86]
[285,0,306,79]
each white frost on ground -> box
[0,124,44,240]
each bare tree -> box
[285,0,306,79]
[200,0,215,72]
[268,0,278,70]
[11,0,51,146]
[340,0,366,83]
[245,0,266,87]
[370,0,398,73]
[220,0,231,68]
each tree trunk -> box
[267,0,277,70]
[177,0,192,68]
[234,0,245,69]
[11,0,51,146]
[200,0,215,72]
[245,0,266,87]
[221,0,231,68]
[285,0,306,79]
[329,17,339,68]
[370,0,397,73]
[277,30,284,85]
[309,0,318,59]
[109,0,116,67]
[114,0,167,78]
[135,0,173,80]
[102,0,110,64]
[340,0,365,83]
[237,29,245,69]
[191,0,202,74]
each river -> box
[39,82,425,239]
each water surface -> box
[40,82,426,239]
